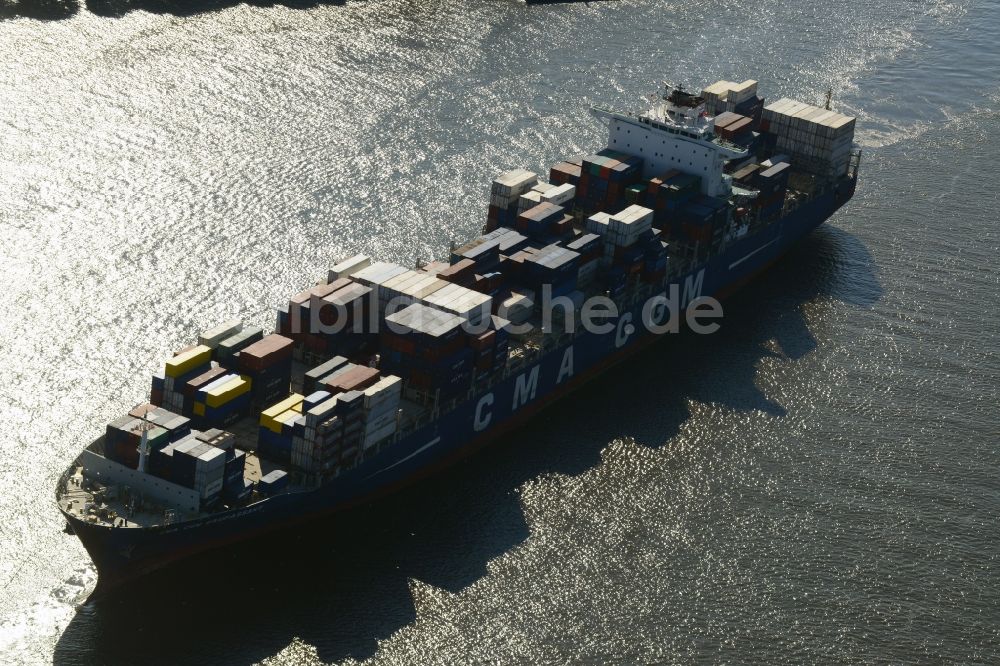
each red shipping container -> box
[713,111,743,130]
[438,258,475,283]
[717,116,752,140]
[129,402,157,419]
[381,333,417,355]
[322,365,380,393]
[289,278,352,333]
[554,215,574,235]
[113,441,140,469]
[183,366,229,398]
[469,329,496,351]
[301,333,327,353]
[550,161,582,185]
[316,282,371,328]
[239,334,293,372]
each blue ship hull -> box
[62,178,855,594]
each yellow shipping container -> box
[165,345,212,378]
[260,393,304,432]
[263,409,301,434]
[205,376,250,408]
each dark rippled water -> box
[1,0,998,663]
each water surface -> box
[0,0,998,663]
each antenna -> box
[134,406,155,474]
[824,88,833,110]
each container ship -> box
[57,79,860,594]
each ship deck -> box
[56,172,851,532]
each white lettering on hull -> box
[681,269,706,309]
[557,346,574,384]
[513,366,540,409]
[474,393,494,432]
[615,313,633,348]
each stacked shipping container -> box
[760,99,856,179]
[487,169,538,232]
[258,393,304,461]
[380,303,474,397]
[576,150,643,214]
[701,80,764,120]
[238,334,293,408]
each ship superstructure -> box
[593,85,748,197]
[56,78,860,592]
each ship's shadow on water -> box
[0,0,608,21]
[0,0,343,21]
[0,0,78,20]
[53,225,879,666]
[0,0,615,24]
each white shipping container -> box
[728,79,757,104]
[328,254,371,282]
[380,270,421,297]
[353,262,408,288]
[608,205,653,246]
[423,284,492,325]
[423,282,462,305]
[541,183,576,207]
[586,212,612,236]
[199,319,242,350]
[363,422,398,449]
[702,80,734,108]
[489,192,517,208]
[364,395,399,412]
[364,375,402,399]
[364,412,397,431]
[491,169,538,197]
[364,412,396,430]
[364,393,399,413]
[408,277,449,301]
[518,191,542,214]
[397,274,435,298]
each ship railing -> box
[711,135,747,154]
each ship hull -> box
[64,177,856,596]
